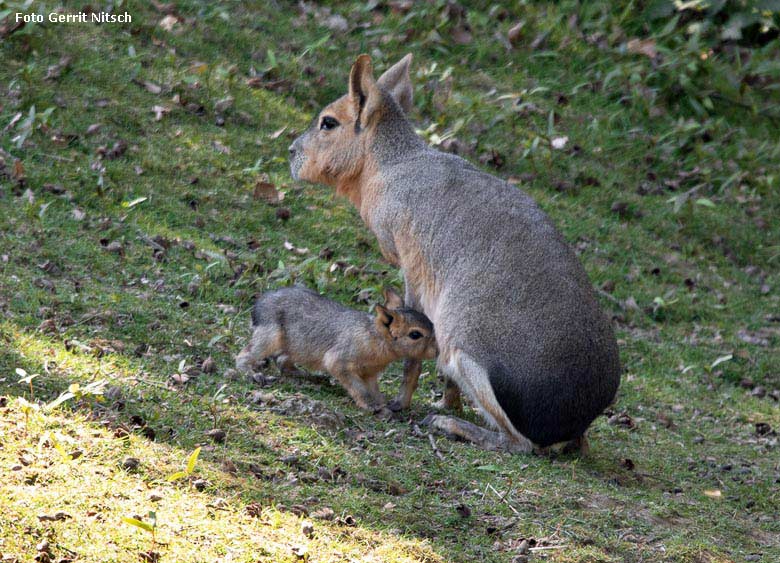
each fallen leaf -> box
[158,14,178,31]
[452,25,472,45]
[12,159,25,180]
[45,56,72,80]
[214,96,234,113]
[150,1,176,14]
[311,507,335,520]
[151,105,170,121]
[171,373,189,384]
[323,14,348,33]
[269,125,287,139]
[137,80,162,94]
[139,551,160,563]
[246,502,263,517]
[704,489,721,499]
[37,512,72,522]
[212,140,231,154]
[607,412,635,429]
[507,21,524,45]
[245,76,265,88]
[386,0,411,13]
[5,111,22,132]
[105,140,128,160]
[627,38,658,59]
[201,356,216,373]
[283,241,309,255]
[253,180,284,204]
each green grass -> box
[1,1,779,562]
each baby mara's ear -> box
[376,53,413,114]
[374,304,394,332]
[382,288,404,310]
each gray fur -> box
[236,286,437,410]
[374,133,619,447]
[290,56,620,448]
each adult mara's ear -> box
[377,53,413,114]
[348,54,381,129]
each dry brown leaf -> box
[159,14,178,31]
[253,181,284,204]
[283,241,309,255]
[12,159,25,180]
[141,80,162,94]
[311,507,335,520]
[388,1,413,14]
[5,111,22,132]
[170,373,189,384]
[452,25,472,45]
[507,21,524,45]
[269,125,287,139]
[245,77,264,88]
[627,38,658,59]
[150,1,176,14]
[212,140,231,154]
[152,105,170,121]
[45,56,72,81]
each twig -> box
[636,471,677,486]
[529,545,566,552]
[137,233,166,251]
[41,153,75,163]
[0,20,25,39]
[72,312,105,327]
[597,288,625,311]
[428,433,445,461]
[487,483,520,516]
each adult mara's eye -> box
[408,331,423,340]
[320,116,339,130]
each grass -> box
[1,1,779,562]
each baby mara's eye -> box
[408,330,423,340]
[320,116,340,130]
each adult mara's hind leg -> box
[422,414,532,453]
[431,377,462,412]
[423,348,534,454]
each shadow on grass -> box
[0,318,652,562]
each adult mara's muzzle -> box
[288,139,303,181]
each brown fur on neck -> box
[335,150,381,211]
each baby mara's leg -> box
[323,354,386,412]
[236,324,284,376]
